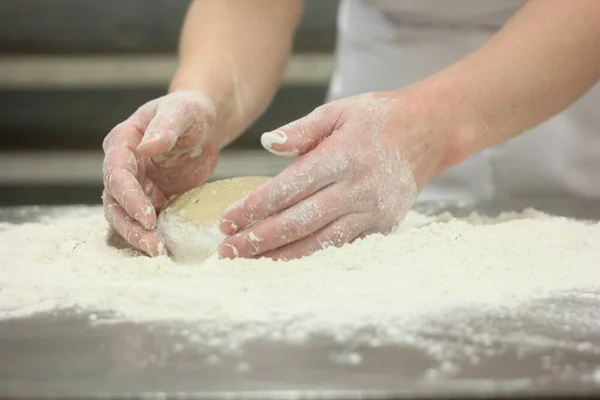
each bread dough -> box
[157,176,271,263]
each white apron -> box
[327,0,600,202]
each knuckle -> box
[351,182,376,208]
[102,150,119,175]
[102,170,112,188]
[312,148,349,177]
[102,132,117,153]
[103,168,118,189]
[101,159,111,178]
[103,203,118,226]
[172,94,210,119]
[350,150,371,171]
[107,148,137,175]
[103,126,135,154]
[374,195,396,220]
[101,190,110,205]
[189,91,216,113]
[178,99,197,115]
[276,212,312,239]
[267,174,307,207]
[102,122,127,151]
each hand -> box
[218,90,453,260]
[102,90,219,256]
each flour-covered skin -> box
[220,91,453,260]
[102,90,219,256]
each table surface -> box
[1,197,600,400]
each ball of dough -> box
[157,176,271,263]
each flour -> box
[157,215,223,263]
[1,206,599,362]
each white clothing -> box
[328,0,600,202]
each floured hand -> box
[102,90,219,256]
[219,90,452,260]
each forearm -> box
[421,0,600,171]
[170,0,304,148]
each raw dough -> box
[157,176,271,263]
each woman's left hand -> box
[219,88,463,260]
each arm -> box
[170,0,304,148]
[218,0,600,261]
[425,0,600,173]
[102,0,303,257]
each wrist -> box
[169,69,222,105]
[406,75,486,176]
[170,68,242,148]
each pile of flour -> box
[1,206,599,344]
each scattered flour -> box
[1,206,599,356]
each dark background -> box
[0,0,339,205]
[0,0,338,151]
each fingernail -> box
[261,131,299,157]
[220,219,238,235]
[261,130,288,149]
[220,243,239,259]
[138,131,159,148]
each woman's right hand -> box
[102,90,220,256]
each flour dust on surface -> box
[1,206,600,381]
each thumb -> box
[261,104,340,157]
[137,92,215,157]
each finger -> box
[136,156,168,210]
[141,177,168,211]
[103,191,166,257]
[143,144,219,197]
[219,186,347,259]
[260,103,340,157]
[259,213,369,261]
[220,149,349,235]
[102,100,158,154]
[103,147,157,230]
[103,123,142,154]
[137,94,216,157]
